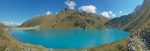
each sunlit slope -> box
[20,8,108,29]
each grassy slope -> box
[85,38,128,51]
[20,9,108,29]
[0,24,50,51]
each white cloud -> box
[46,11,51,15]
[79,5,97,13]
[65,0,76,10]
[119,10,126,15]
[109,11,112,14]
[119,11,123,14]
[100,11,116,18]
[100,11,110,18]
[109,11,116,17]
[2,21,21,27]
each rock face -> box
[139,28,150,49]
[128,26,150,51]
[106,0,150,31]
[20,8,108,29]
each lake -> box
[9,29,129,49]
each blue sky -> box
[0,0,143,26]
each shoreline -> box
[0,27,129,51]
[5,26,40,30]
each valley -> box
[0,0,150,51]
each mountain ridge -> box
[20,8,109,29]
[105,0,150,32]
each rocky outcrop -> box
[128,27,150,51]
[139,28,150,50]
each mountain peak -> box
[60,8,75,13]
[20,8,109,29]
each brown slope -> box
[20,9,109,29]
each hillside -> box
[20,8,108,29]
[105,0,150,32]
[0,23,7,34]
[105,0,150,50]
[0,23,5,35]
[0,23,7,29]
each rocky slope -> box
[106,0,150,32]
[128,23,150,51]
[106,0,150,50]
[20,8,108,29]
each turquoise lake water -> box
[9,29,129,49]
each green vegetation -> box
[0,48,3,51]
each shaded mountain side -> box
[20,9,108,29]
[105,0,150,32]
[105,0,150,50]
[105,14,132,29]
